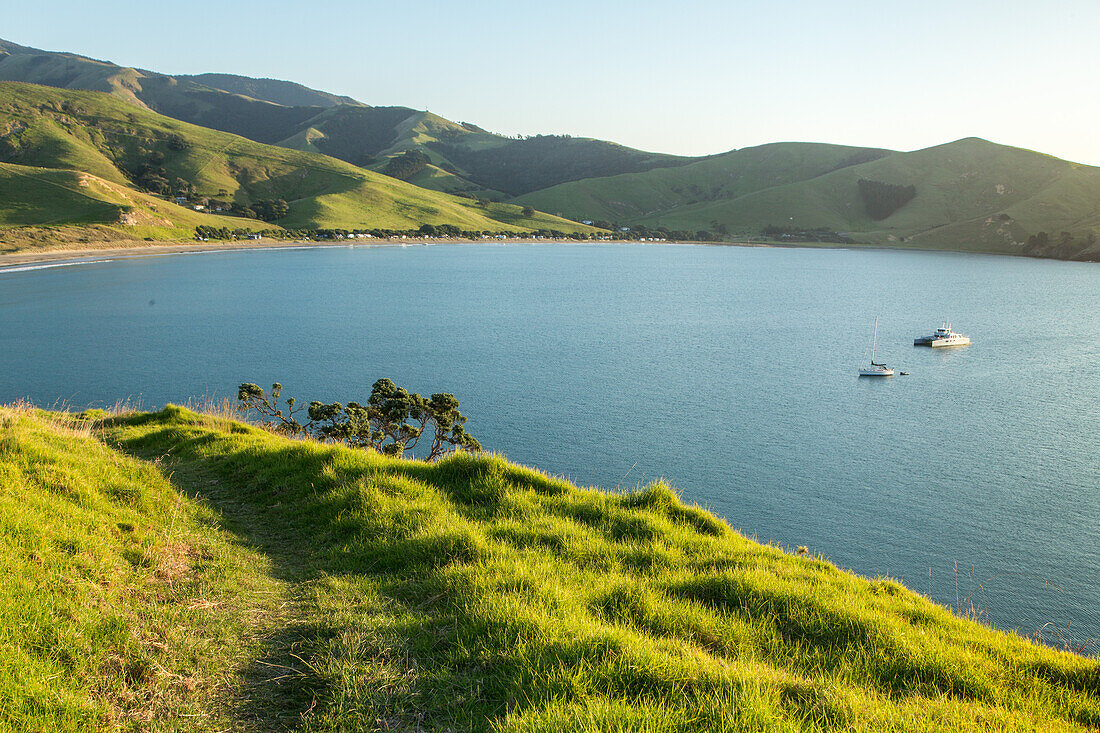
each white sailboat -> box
[859,317,895,377]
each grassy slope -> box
[431,133,694,197]
[173,73,360,108]
[0,162,267,233]
[0,42,687,201]
[0,405,283,731]
[0,44,152,110]
[513,143,888,222]
[3,404,1096,731]
[0,82,595,235]
[519,137,1100,254]
[650,138,1100,252]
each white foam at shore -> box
[0,259,114,274]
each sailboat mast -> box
[871,316,878,363]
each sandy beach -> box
[0,239,343,269]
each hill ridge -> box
[0,81,596,240]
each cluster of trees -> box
[1022,230,1097,259]
[123,145,198,198]
[418,223,463,237]
[237,380,481,460]
[382,150,431,181]
[761,226,854,244]
[858,179,917,220]
[227,198,289,222]
[121,146,292,221]
[127,158,183,197]
[194,224,277,240]
[196,225,604,242]
[604,223,726,242]
[453,192,498,206]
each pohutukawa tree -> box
[236,379,481,460]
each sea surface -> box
[2,242,1097,647]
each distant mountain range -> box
[1,37,1097,260]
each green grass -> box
[2,402,1096,730]
[0,161,269,240]
[0,82,597,240]
[0,404,283,731]
[514,143,889,223]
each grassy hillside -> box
[175,73,361,108]
[0,39,694,198]
[431,133,693,197]
[0,40,152,109]
[0,82,596,237]
[642,138,1100,255]
[514,143,890,222]
[0,162,269,244]
[518,138,1100,258]
[0,39,342,144]
[0,404,280,731]
[2,402,1097,730]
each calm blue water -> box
[2,243,1098,646]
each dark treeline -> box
[195,225,598,242]
[194,224,280,240]
[1022,230,1098,260]
[858,179,917,220]
[227,199,289,222]
[195,222,735,244]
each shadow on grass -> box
[234,621,336,731]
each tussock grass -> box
[1,403,1097,730]
[0,403,283,731]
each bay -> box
[2,242,1097,646]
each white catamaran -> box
[859,317,895,377]
[914,322,971,348]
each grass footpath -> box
[0,403,1097,731]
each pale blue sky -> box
[3,0,1099,163]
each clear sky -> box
[3,0,1099,164]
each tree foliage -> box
[237,380,481,460]
[857,179,917,220]
[382,150,431,181]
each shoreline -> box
[0,239,337,269]
[0,236,1080,271]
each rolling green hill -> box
[0,162,265,233]
[0,39,694,198]
[514,143,890,222]
[517,138,1100,259]
[2,401,1097,730]
[176,72,361,108]
[0,82,595,238]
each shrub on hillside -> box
[382,150,431,181]
[237,380,481,460]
